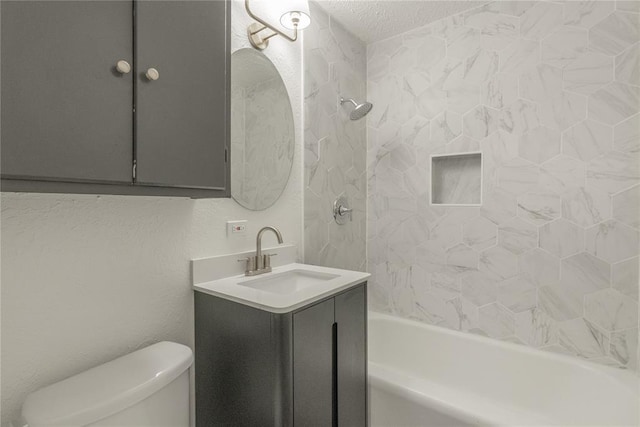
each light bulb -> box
[280,10,311,30]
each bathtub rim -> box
[367,310,639,394]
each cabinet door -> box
[195,293,277,425]
[135,0,228,190]
[1,1,133,183]
[336,284,367,426]
[293,298,335,426]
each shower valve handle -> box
[333,196,353,225]
[337,206,352,216]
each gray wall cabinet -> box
[194,283,367,426]
[1,0,230,198]
[1,1,134,185]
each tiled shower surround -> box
[304,2,367,271]
[366,1,640,370]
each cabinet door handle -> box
[145,68,160,81]
[115,60,131,74]
[332,322,338,427]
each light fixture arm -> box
[245,0,299,49]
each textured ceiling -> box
[314,0,489,43]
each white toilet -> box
[19,341,193,427]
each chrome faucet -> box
[239,226,284,276]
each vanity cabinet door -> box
[1,1,133,184]
[293,298,335,426]
[336,284,367,426]
[135,0,229,190]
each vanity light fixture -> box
[245,0,311,50]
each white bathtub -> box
[368,311,639,426]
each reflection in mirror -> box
[231,48,295,210]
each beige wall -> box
[0,0,304,423]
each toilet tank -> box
[20,341,193,427]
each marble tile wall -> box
[304,1,368,271]
[367,0,640,371]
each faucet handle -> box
[237,256,257,273]
[263,253,277,269]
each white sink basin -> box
[240,269,339,295]
[193,263,370,313]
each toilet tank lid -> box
[21,341,193,427]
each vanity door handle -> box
[332,322,338,427]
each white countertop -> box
[193,263,370,313]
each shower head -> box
[340,97,373,121]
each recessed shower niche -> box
[430,152,482,206]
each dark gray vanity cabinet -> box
[1,0,229,197]
[194,283,367,426]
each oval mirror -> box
[231,48,295,210]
